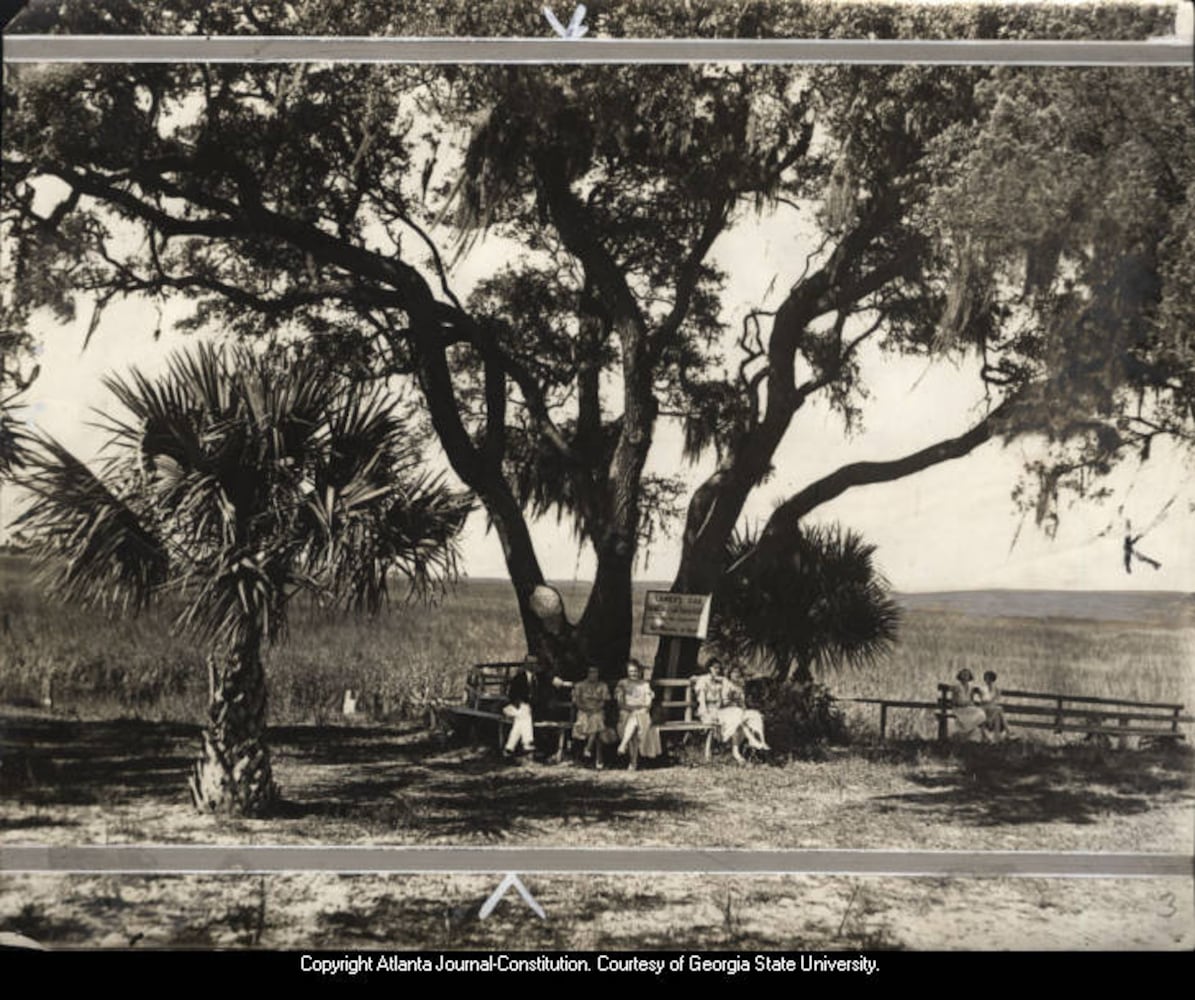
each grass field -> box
[3,555,1192,732]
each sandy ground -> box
[3,712,1192,852]
[0,872,1190,952]
[2,710,1193,951]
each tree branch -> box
[770,395,1018,533]
[532,153,647,338]
[793,310,885,407]
[652,191,732,357]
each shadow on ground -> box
[3,711,1191,836]
[1,715,199,806]
[273,737,693,840]
[0,902,90,943]
[872,742,1195,826]
[1,713,691,839]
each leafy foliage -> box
[748,677,848,756]
[6,0,1174,39]
[0,329,39,477]
[921,68,1195,529]
[710,523,901,683]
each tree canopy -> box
[3,1,1191,679]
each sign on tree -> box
[642,592,713,641]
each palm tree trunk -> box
[189,635,276,816]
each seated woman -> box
[948,668,989,742]
[976,669,1009,741]
[614,659,661,770]
[694,658,751,764]
[693,658,725,722]
[571,665,611,769]
[726,664,770,755]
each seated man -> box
[504,654,571,760]
[503,656,540,758]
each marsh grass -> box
[832,610,1194,741]
[3,556,1192,737]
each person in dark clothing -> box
[503,656,540,757]
[503,654,571,758]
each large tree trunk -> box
[478,479,599,681]
[655,468,764,678]
[189,635,276,817]
[655,293,819,679]
[577,318,658,680]
[577,528,636,680]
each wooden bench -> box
[934,685,1194,747]
[443,667,722,763]
[650,677,719,760]
[441,662,576,762]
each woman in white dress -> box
[949,668,989,741]
[615,660,661,770]
[726,665,769,754]
[695,658,752,764]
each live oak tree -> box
[3,1,1190,681]
[16,344,469,815]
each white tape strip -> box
[1,846,1190,877]
[2,35,1192,65]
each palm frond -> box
[14,434,169,611]
[710,520,901,681]
[0,391,34,478]
[18,340,471,650]
[309,467,473,614]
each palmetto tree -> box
[15,343,470,816]
[710,523,901,685]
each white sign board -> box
[642,591,712,640]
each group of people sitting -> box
[692,657,770,764]
[497,654,769,769]
[948,667,1009,742]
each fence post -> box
[1055,697,1064,733]
[937,688,949,743]
[1118,715,1130,751]
[1173,707,1181,736]
[880,702,888,742]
